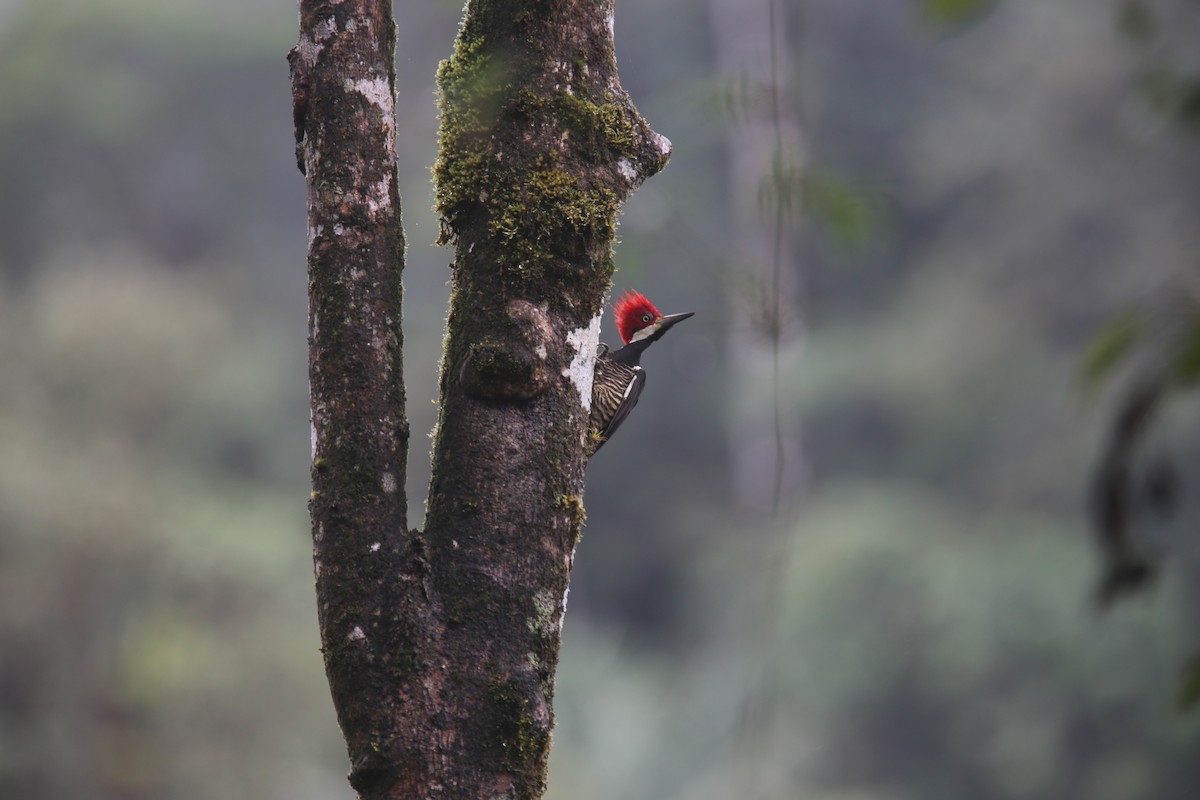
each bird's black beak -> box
[658,311,695,331]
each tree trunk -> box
[291,0,668,796]
[709,0,806,511]
[289,1,418,796]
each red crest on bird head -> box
[613,290,661,345]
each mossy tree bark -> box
[292,0,668,796]
[290,2,421,796]
[423,0,669,795]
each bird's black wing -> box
[600,366,645,442]
[589,359,645,454]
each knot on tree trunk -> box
[347,755,400,798]
[615,113,672,191]
[461,300,560,401]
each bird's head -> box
[614,290,694,345]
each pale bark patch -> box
[367,176,391,214]
[295,16,337,70]
[563,312,602,411]
[347,76,395,127]
[653,131,673,157]
[617,157,636,182]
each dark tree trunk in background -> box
[709,0,806,511]
[291,0,668,796]
[708,2,805,792]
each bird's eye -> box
[640,313,652,324]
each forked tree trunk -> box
[290,0,668,797]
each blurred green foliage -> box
[797,168,890,252]
[1079,310,1143,395]
[0,260,344,798]
[1116,0,1200,132]
[918,0,997,30]
[0,0,1198,798]
[1079,0,1200,709]
[1179,656,1200,712]
[1079,288,1200,700]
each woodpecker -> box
[587,291,694,455]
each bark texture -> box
[292,0,668,797]
[290,2,422,797]
[424,0,669,795]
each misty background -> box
[1,0,1198,798]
